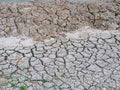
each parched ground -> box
[0,1,120,40]
[0,28,120,90]
[0,1,120,90]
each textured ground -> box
[0,1,120,90]
[0,1,120,40]
[0,28,120,90]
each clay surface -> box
[0,1,120,40]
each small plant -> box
[106,87,110,90]
[9,73,13,79]
[19,85,27,90]
[84,88,88,90]
[118,87,120,90]
[59,86,62,90]
[17,77,20,83]
[10,82,16,88]
[41,79,48,83]
[60,72,65,78]
[24,76,32,83]
[6,73,29,90]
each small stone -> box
[44,38,56,46]
[115,34,120,40]
[100,14,107,20]
[42,20,50,25]
[94,13,100,20]
[107,23,119,30]
[57,9,70,20]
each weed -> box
[17,77,20,83]
[106,87,110,90]
[60,72,65,78]
[10,82,16,88]
[41,79,48,83]
[9,73,13,79]
[24,76,32,82]
[84,88,88,90]
[59,86,62,90]
[118,87,120,90]
[19,85,27,90]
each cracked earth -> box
[0,28,120,90]
[0,0,120,90]
[0,1,120,40]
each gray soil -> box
[0,1,120,40]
